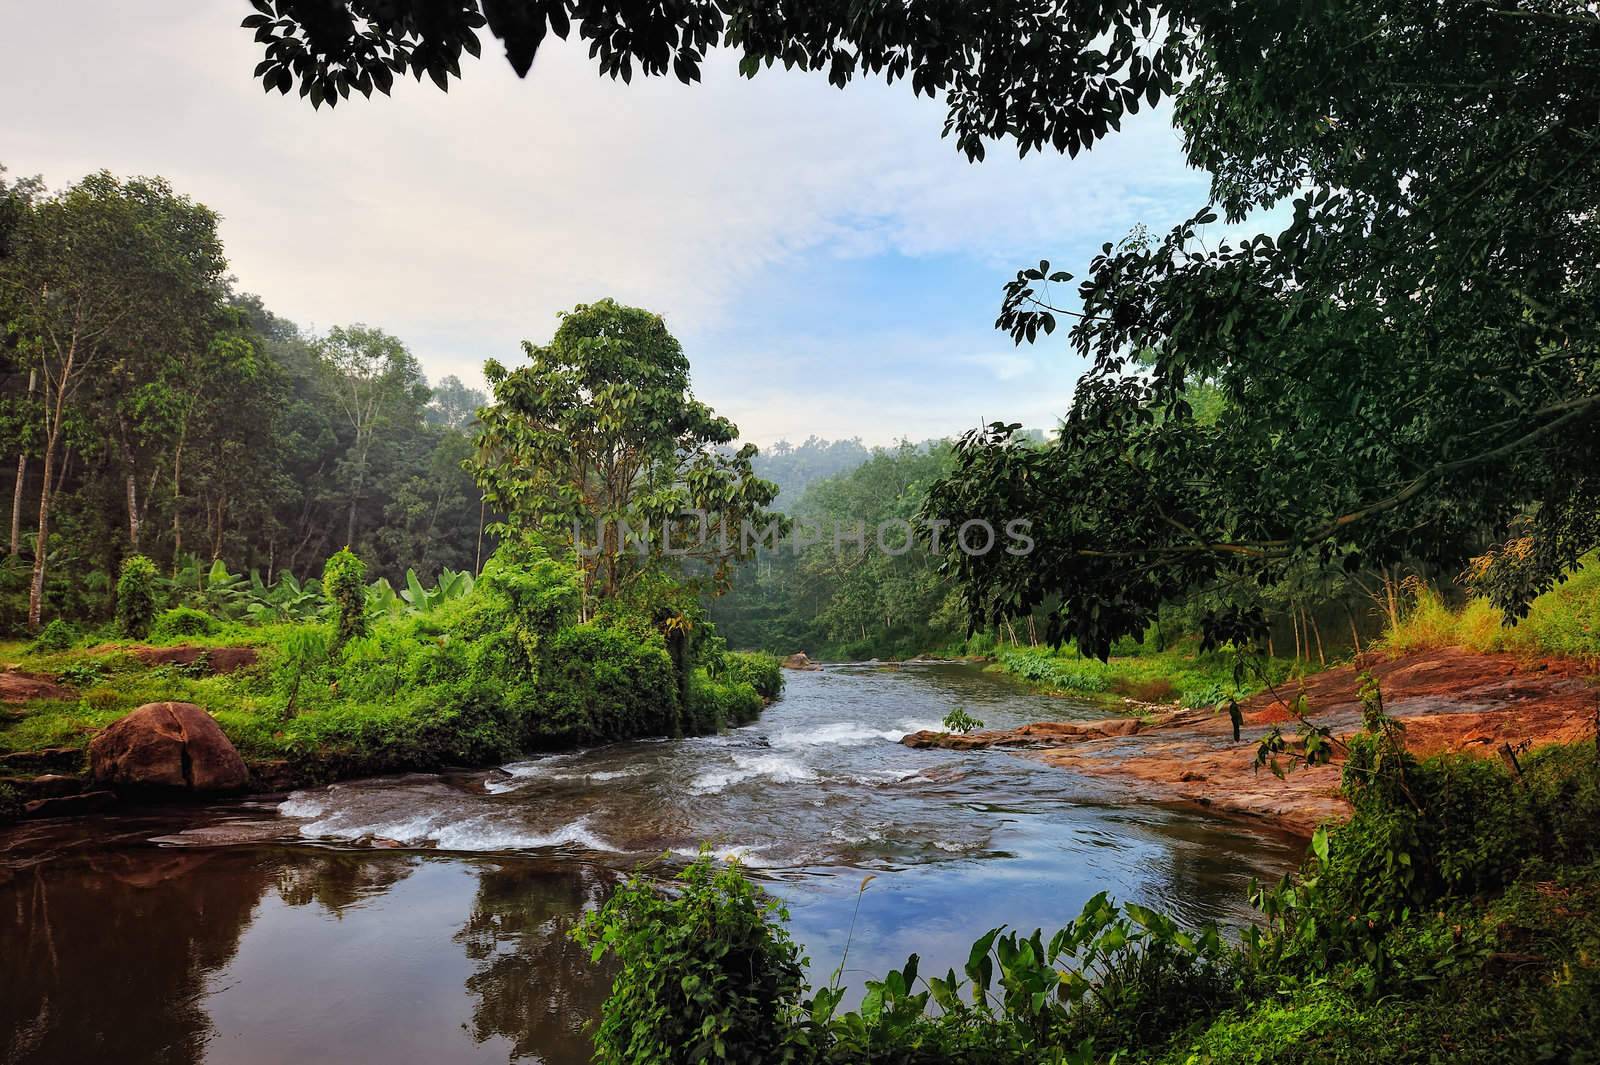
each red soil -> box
[903,648,1599,836]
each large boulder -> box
[89,702,249,794]
[781,652,822,671]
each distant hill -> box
[745,430,1050,510]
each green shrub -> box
[150,605,221,641]
[572,854,807,1065]
[685,671,763,734]
[536,622,679,744]
[721,651,784,701]
[29,617,77,652]
[942,707,985,734]
[0,782,21,823]
[81,686,121,712]
[114,554,161,638]
[272,625,333,717]
[323,547,369,646]
[57,660,106,688]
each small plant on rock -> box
[942,707,985,734]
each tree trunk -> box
[116,413,143,549]
[171,432,185,559]
[28,432,57,630]
[125,473,141,550]
[475,497,485,574]
[10,369,36,556]
[10,453,26,557]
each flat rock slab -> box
[0,747,85,772]
[904,648,1599,836]
[89,701,249,794]
[23,790,117,819]
[0,669,73,703]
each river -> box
[0,662,1303,1064]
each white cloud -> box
[3,3,1207,434]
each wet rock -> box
[924,647,1598,837]
[781,652,822,671]
[0,747,85,772]
[249,759,301,791]
[902,719,1146,751]
[23,790,117,819]
[89,701,249,794]
[20,773,84,798]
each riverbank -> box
[905,646,1600,834]
[0,553,783,822]
[987,641,1310,709]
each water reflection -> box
[0,848,270,1064]
[455,862,617,1062]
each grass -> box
[992,640,1307,709]
[1382,564,1600,665]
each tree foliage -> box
[245,1,1600,657]
[0,168,491,630]
[471,299,780,611]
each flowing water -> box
[0,662,1303,1064]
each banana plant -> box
[245,569,323,622]
[372,567,476,616]
[366,576,403,615]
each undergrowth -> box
[0,546,783,784]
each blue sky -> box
[3,4,1220,447]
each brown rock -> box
[0,669,73,703]
[129,645,259,674]
[0,747,84,772]
[23,790,117,819]
[89,701,249,794]
[781,652,823,671]
[19,773,84,798]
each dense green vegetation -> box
[0,543,782,792]
[577,691,1600,1064]
[712,442,968,660]
[1382,563,1600,666]
[0,166,489,633]
[0,162,791,802]
[992,642,1297,711]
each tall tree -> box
[317,324,429,548]
[471,299,781,614]
[427,374,486,430]
[0,166,44,558]
[0,172,227,627]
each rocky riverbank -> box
[903,647,1599,834]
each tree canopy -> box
[471,299,780,614]
[240,0,1600,656]
[0,168,491,628]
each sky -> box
[2,4,1219,448]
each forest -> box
[0,166,489,631]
